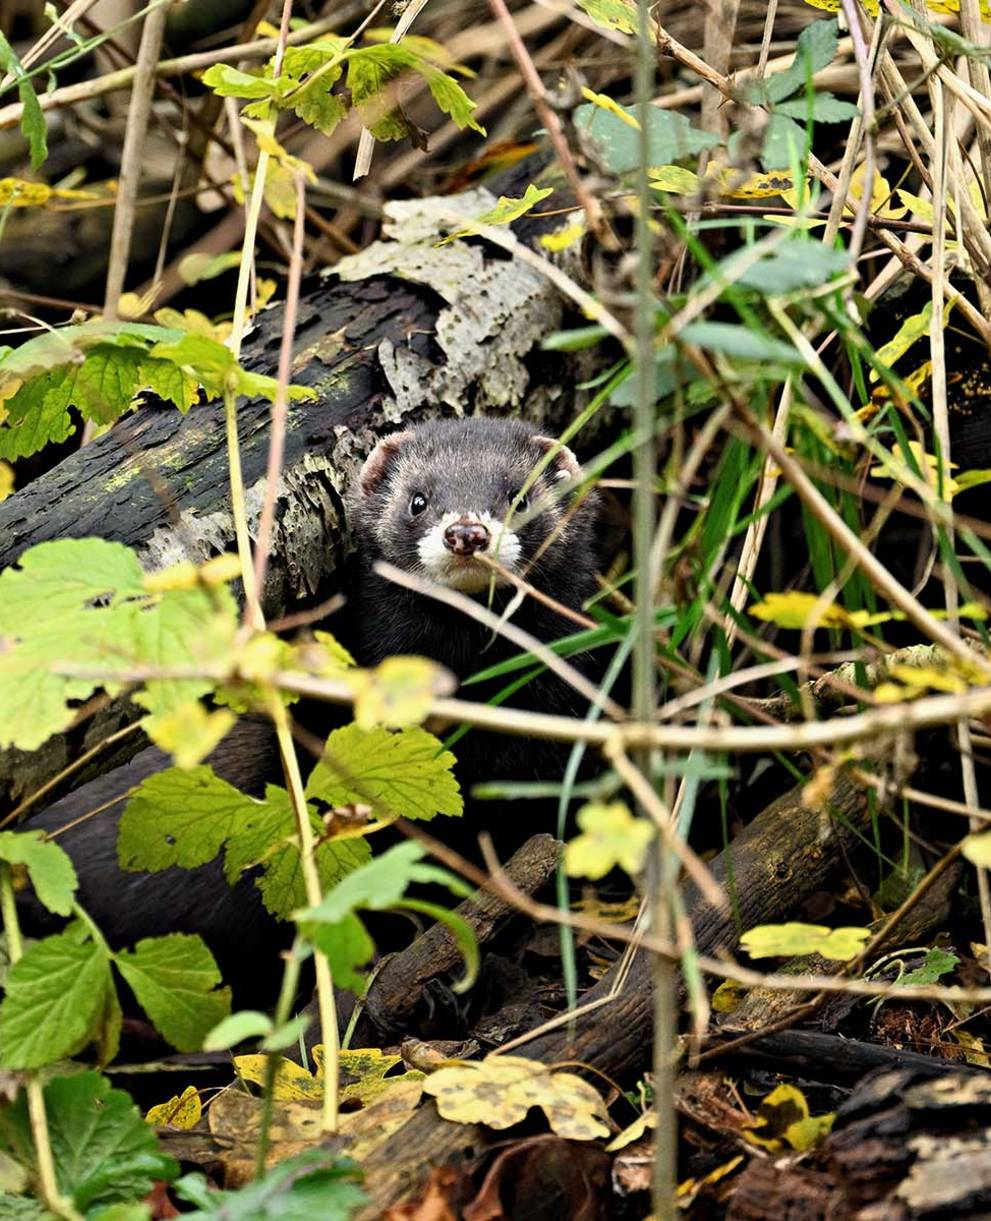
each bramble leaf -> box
[0,832,76,917]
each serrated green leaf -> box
[0,1071,177,1212]
[0,31,47,170]
[423,65,484,134]
[761,113,808,168]
[0,539,144,635]
[114,934,231,1052]
[679,321,804,364]
[289,83,347,135]
[0,376,75,461]
[305,724,462,821]
[575,0,638,33]
[173,1150,365,1219]
[346,44,419,141]
[118,767,260,872]
[751,19,839,104]
[575,102,718,174]
[0,931,113,1068]
[201,63,275,100]
[282,37,349,79]
[0,832,76,916]
[898,946,959,986]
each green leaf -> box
[733,243,850,295]
[173,1150,365,1219]
[0,832,76,916]
[201,63,275,100]
[113,935,231,1053]
[741,921,871,960]
[0,1072,177,1212]
[761,114,808,169]
[574,102,718,174]
[0,539,144,636]
[0,931,114,1068]
[309,913,375,996]
[564,801,655,880]
[118,766,261,872]
[898,947,959,987]
[305,724,462,821]
[0,31,47,169]
[289,84,347,135]
[203,1010,273,1051]
[301,840,461,924]
[749,19,839,104]
[575,0,638,33]
[422,65,484,134]
[679,321,804,365]
[776,94,859,123]
[346,44,419,141]
[401,899,479,993]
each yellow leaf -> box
[964,831,991,868]
[605,1108,656,1151]
[0,462,13,503]
[118,290,157,319]
[0,178,53,207]
[581,86,640,128]
[235,1053,323,1102]
[145,1084,202,1129]
[744,1083,835,1152]
[872,302,933,381]
[649,165,700,194]
[422,1054,611,1140]
[154,308,232,344]
[952,1029,991,1068]
[896,189,934,225]
[741,921,871,960]
[869,440,959,497]
[848,164,906,219]
[539,222,586,252]
[143,553,241,592]
[145,702,236,769]
[347,655,455,729]
[564,800,655,880]
[749,591,851,630]
[711,978,748,1014]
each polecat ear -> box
[358,431,414,497]
[532,435,583,482]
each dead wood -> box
[352,769,873,1218]
[364,833,562,1038]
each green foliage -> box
[0,920,230,1066]
[118,768,371,921]
[174,1150,365,1219]
[305,724,463,822]
[203,34,484,146]
[299,841,475,996]
[738,20,858,166]
[0,833,76,917]
[0,321,314,461]
[574,101,717,174]
[0,32,47,169]
[0,539,240,751]
[897,947,960,987]
[0,1072,177,1214]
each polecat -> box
[349,417,601,791]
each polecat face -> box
[355,418,587,595]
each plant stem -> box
[254,937,303,1175]
[268,697,339,1135]
[0,866,77,1220]
[222,386,262,629]
[632,1,677,1215]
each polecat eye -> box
[409,492,428,516]
[511,490,529,512]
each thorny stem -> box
[0,866,77,1220]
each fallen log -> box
[352,770,873,1218]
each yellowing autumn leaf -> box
[964,831,991,868]
[0,462,12,503]
[869,440,959,497]
[605,1108,656,1151]
[581,86,640,128]
[422,1054,610,1140]
[847,164,906,219]
[749,591,851,629]
[346,655,455,729]
[745,1083,834,1152]
[539,221,586,251]
[741,921,871,960]
[236,1046,423,1107]
[564,800,655,880]
[145,1084,202,1129]
[711,978,748,1014]
[649,165,700,194]
[872,302,933,381]
[145,701,236,769]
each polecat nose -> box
[443,521,490,555]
